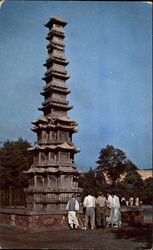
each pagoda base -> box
[0,208,70,232]
[0,207,144,231]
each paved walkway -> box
[0,206,152,250]
[0,224,152,249]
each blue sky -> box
[0,1,152,172]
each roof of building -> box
[137,169,152,180]
[93,168,152,183]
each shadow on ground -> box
[112,223,152,249]
[0,223,152,249]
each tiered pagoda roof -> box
[27,15,80,175]
[31,115,78,133]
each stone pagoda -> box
[25,16,82,212]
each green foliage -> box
[78,168,97,198]
[96,171,106,193]
[126,160,138,172]
[78,143,151,204]
[78,168,97,200]
[78,167,152,204]
[96,145,127,185]
[113,182,127,199]
[0,138,33,188]
[78,168,106,201]
[123,169,144,199]
[143,177,153,204]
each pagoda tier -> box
[43,57,69,67]
[41,80,70,93]
[40,87,71,96]
[31,115,78,134]
[25,16,82,212]
[44,55,69,67]
[38,102,73,113]
[42,72,70,80]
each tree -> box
[114,181,127,200]
[96,171,106,193]
[0,138,33,188]
[143,177,153,204]
[78,168,99,200]
[96,145,127,186]
[123,169,144,200]
[126,160,138,172]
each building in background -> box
[93,168,152,184]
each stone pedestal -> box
[121,206,144,225]
[0,207,144,231]
[0,208,69,232]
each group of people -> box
[121,196,141,207]
[66,191,121,230]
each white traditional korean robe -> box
[66,198,79,229]
[106,194,113,225]
[111,195,121,226]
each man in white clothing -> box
[106,191,113,227]
[83,192,96,230]
[66,194,79,229]
[111,191,121,228]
